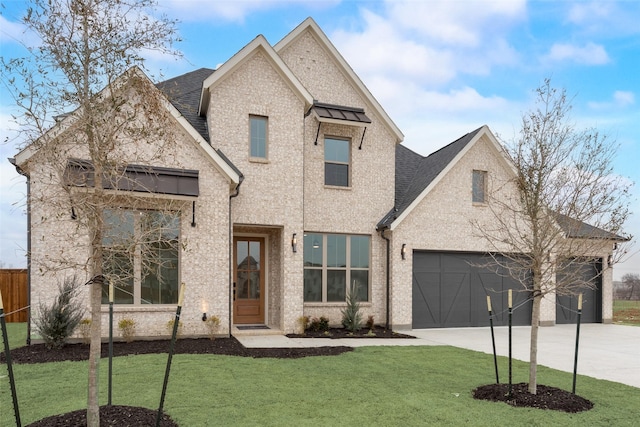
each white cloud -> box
[161,0,340,23]
[386,0,526,47]
[567,1,640,37]
[588,90,635,110]
[331,2,524,90]
[0,14,27,44]
[545,42,609,65]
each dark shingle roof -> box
[156,68,243,180]
[378,127,483,229]
[554,212,628,241]
[156,68,214,143]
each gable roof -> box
[378,126,487,230]
[14,66,242,189]
[157,68,214,142]
[275,17,404,144]
[198,35,313,116]
[554,212,628,241]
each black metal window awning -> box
[64,158,199,197]
[308,102,371,149]
[311,102,372,126]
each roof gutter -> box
[8,158,32,345]
[228,176,244,336]
[379,227,390,329]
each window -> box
[324,137,350,186]
[250,116,267,159]
[102,209,180,304]
[303,233,369,302]
[472,170,487,203]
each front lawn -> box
[613,300,640,326]
[2,324,639,426]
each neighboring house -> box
[11,18,622,339]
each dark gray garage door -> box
[412,252,532,328]
[556,260,602,324]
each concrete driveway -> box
[411,324,640,388]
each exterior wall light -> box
[202,312,207,321]
[607,254,613,267]
[401,243,407,260]
[292,233,297,253]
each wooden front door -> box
[233,237,265,324]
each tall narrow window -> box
[324,137,350,187]
[472,170,487,203]
[250,116,267,159]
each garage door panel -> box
[556,260,601,324]
[441,272,471,327]
[412,252,532,328]
[412,272,440,326]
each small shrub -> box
[297,315,310,333]
[34,276,85,350]
[309,316,329,332]
[79,318,92,344]
[366,315,375,330]
[166,318,183,337]
[205,315,221,340]
[342,281,363,332]
[118,318,136,342]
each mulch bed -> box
[25,405,177,427]
[473,383,594,412]
[2,336,352,365]
[286,325,416,339]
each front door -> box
[233,237,265,324]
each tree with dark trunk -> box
[474,79,631,394]
[3,1,180,425]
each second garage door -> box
[412,252,532,328]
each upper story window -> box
[324,137,350,187]
[102,209,180,305]
[303,233,369,303]
[472,170,487,204]
[250,115,268,159]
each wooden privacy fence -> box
[0,269,28,322]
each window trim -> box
[249,115,268,160]
[324,136,351,188]
[472,169,488,204]
[303,233,370,303]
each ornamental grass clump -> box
[205,315,221,340]
[118,318,136,342]
[33,276,85,349]
[341,280,363,332]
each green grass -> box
[613,300,640,326]
[1,321,28,350]
[2,323,639,426]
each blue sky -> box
[1,0,638,279]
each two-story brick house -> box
[12,18,620,340]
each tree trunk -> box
[528,294,541,394]
[87,205,104,427]
[87,278,102,427]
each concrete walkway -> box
[235,324,640,388]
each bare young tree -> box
[3,1,181,425]
[621,273,640,300]
[474,79,631,394]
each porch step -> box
[232,326,284,337]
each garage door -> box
[556,260,602,324]
[412,252,532,328]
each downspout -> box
[228,177,243,336]
[9,158,31,345]
[380,227,390,329]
